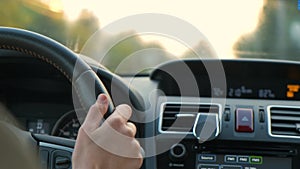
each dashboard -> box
[0,51,79,139]
[140,59,300,169]
[2,50,300,169]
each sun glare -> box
[61,0,91,21]
[58,0,263,58]
[141,35,189,57]
[48,0,63,13]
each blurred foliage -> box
[0,0,99,52]
[0,0,172,74]
[0,0,216,74]
[234,0,300,61]
[3,0,300,74]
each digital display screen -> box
[161,73,300,100]
[212,85,277,99]
[196,154,292,169]
[27,119,50,134]
[154,59,300,101]
[208,78,300,100]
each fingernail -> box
[98,94,107,104]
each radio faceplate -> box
[196,154,291,169]
[154,97,300,169]
[156,140,295,169]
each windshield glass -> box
[1,0,298,74]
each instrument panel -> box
[8,102,80,140]
[0,55,81,140]
[150,59,300,169]
[151,59,300,100]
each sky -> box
[48,0,263,58]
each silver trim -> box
[39,142,74,152]
[192,113,220,141]
[268,105,300,139]
[175,114,196,118]
[158,101,222,134]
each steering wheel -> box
[0,27,115,169]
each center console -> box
[157,140,294,169]
[149,60,300,169]
[155,97,299,169]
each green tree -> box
[234,0,300,61]
[66,9,100,52]
[0,0,100,52]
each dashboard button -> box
[259,109,265,122]
[224,108,231,121]
[236,108,254,132]
[225,155,237,163]
[237,156,249,163]
[250,156,263,164]
[198,154,216,162]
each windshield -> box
[1,0,299,74]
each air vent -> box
[269,106,300,137]
[160,103,220,133]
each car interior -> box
[1,0,300,169]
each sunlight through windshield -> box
[59,0,263,59]
[1,0,300,74]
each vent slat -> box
[162,127,192,132]
[270,107,300,137]
[164,105,219,113]
[271,115,300,122]
[272,130,299,136]
[161,103,219,133]
[271,123,295,129]
[163,117,176,120]
[271,110,300,116]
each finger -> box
[116,122,137,138]
[90,125,142,158]
[82,94,108,133]
[106,104,132,128]
[115,104,132,122]
[123,122,137,138]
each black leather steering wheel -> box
[0,27,115,169]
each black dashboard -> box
[151,59,300,100]
[1,50,300,169]
[144,59,300,169]
[0,51,78,139]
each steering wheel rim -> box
[0,27,115,114]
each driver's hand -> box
[72,94,143,169]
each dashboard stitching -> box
[0,45,71,81]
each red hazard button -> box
[236,108,254,132]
